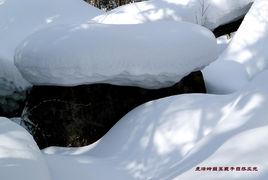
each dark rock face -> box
[213,17,244,37]
[0,91,26,118]
[22,71,206,149]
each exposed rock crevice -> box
[23,71,206,148]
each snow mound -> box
[93,0,253,30]
[15,21,217,89]
[216,33,234,56]
[43,70,268,180]
[203,0,268,93]
[0,0,102,96]
[0,117,51,180]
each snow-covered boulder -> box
[203,0,268,93]
[15,21,217,89]
[0,117,50,180]
[0,0,102,96]
[93,0,253,30]
[43,70,268,180]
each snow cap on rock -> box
[0,0,103,96]
[15,21,217,89]
[93,0,253,30]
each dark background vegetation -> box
[84,0,144,10]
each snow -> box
[0,117,51,180]
[2,0,268,179]
[14,21,217,89]
[93,0,253,30]
[203,0,268,93]
[42,70,268,180]
[0,0,102,96]
[216,33,234,55]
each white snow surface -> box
[0,117,51,180]
[3,0,268,179]
[43,70,268,180]
[216,33,234,55]
[93,0,253,30]
[0,0,102,96]
[14,21,217,89]
[203,0,268,94]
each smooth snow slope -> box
[203,0,268,94]
[15,21,217,89]
[43,70,268,180]
[0,117,51,180]
[216,33,234,56]
[93,0,253,30]
[0,0,102,96]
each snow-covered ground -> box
[42,70,268,180]
[2,68,268,179]
[203,0,268,94]
[93,0,253,30]
[14,21,217,89]
[0,0,102,96]
[2,0,268,179]
[0,117,51,180]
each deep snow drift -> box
[93,0,253,30]
[216,33,234,55]
[0,0,102,96]
[0,117,51,180]
[15,21,217,89]
[203,0,268,93]
[43,70,268,180]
